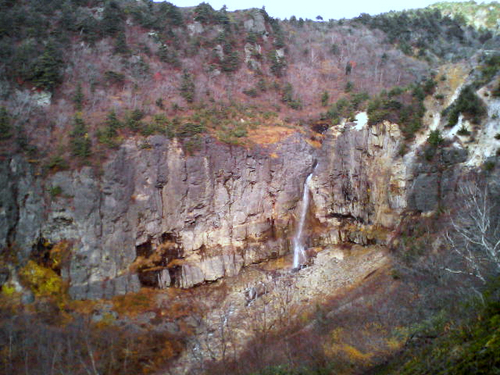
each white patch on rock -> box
[353,112,368,130]
[466,97,500,166]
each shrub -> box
[19,260,64,300]
[321,91,329,107]
[243,88,258,98]
[48,185,63,198]
[176,122,205,138]
[446,85,486,126]
[281,83,302,110]
[457,126,471,136]
[483,160,496,171]
[427,129,444,146]
[104,70,126,85]
[46,155,69,171]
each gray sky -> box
[161,0,469,20]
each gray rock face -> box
[312,122,409,242]
[0,133,316,299]
[0,124,475,299]
[0,156,44,259]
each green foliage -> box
[243,88,259,98]
[269,50,286,77]
[0,107,12,140]
[158,1,184,27]
[445,85,486,127]
[355,7,471,60]
[176,122,205,138]
[72,83,84,111]
[217,123,248,145]
[102,0,124,36]
[97,110,122,148]
[31,40,64,91]
[422,78,437,95]
[384,278,500,375]
[48,185,63,198]
[483,160,496,171]
[46,155,69,171]
[70,114,91,158]
[366,82,429,140]
[457,126,470,136]
[19,260,64,300]
[125,109,144,131]
[427,129,444,147]
[345,81,354,93]
[104,70,126,85]
[194,2,216,24]
[281,83,302,110]
[321,91,329,107]
[113,31,129,55]
[323,93,370,124]
[475,54,500,88]
[157,44,180,67]
[183,134,203,154]
[179,71,195,103]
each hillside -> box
[430,1,500,34]
[0,1,500,374]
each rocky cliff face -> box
[1,133,317,299]
[2,93,495,299]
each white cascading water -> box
[293,172,313,269]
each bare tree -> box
[444,179,500,283]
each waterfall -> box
[293,172,313,269]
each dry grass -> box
[246,125,297,145]
[111,288,158,317]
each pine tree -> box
[113,31,129,55]
[72,83,84,111]
[32,40,63,91]
[70,114,91,158]
[179,71,195,103]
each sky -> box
[161,0,471,20]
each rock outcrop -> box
[1,104,493,299]
[1,133,316,299]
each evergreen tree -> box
[113,31,129,55]
[179,71,195,103]
[31,40,63,91]
[102,0,124,36]
[158,2,183,26]
[70,114,91,158]
[72,83,84,111]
